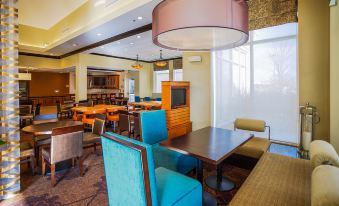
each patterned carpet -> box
[0,149,251,206]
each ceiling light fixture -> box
[137,35,141,38]
[155,50,167,67]
[130,42,134,45]
[131,55,143,70]
[72,43,78,47]
[137,16,143,20]
[152,0,249,51]
[97,33,103,36]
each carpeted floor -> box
[0,149,251,206]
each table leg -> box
[205,164,235,192]
[197,160,217,206]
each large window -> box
[174,69,183,81]
[153,70,169,93]
[212,23,298,144]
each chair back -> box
[50,125,84,164]
[35,103,41,116]
[143,97,151,102]
[33,118,58,125]
[92,118,105,135]
[101,132,157,205]
[118,110,130,132]
[140,110,168,145]
[134,116,141,138]
[155,98,162,101]
[135,96,141,102]
[20,105,32,115]
[56,102,62,113]
[95,113,106,121]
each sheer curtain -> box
[212,23,299,144]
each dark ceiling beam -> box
[60,23,152,59]
[19,52,61,59]
[90,53,152,63]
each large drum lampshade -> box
[152,0,249,51]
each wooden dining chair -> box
[32,118,58,163]
[118,110,131,137]
[83,118,105,153]
[131,113,141,140]
[42,125,84,186]
[20,141,35,175]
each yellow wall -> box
[19,55,61,69]
[330,5,339,152]
[299,0,330,141]
[183,52,211,131]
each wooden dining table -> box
[71,104,125,121]
[22,120,83,135]
[128,101,162,110]
[161,127,253,206]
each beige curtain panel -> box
[248,0,298,30]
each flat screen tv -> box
[171,88,186,108]
[93,77,106,87]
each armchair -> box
[101,132,202,206]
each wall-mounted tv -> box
[171,88,186,108]
[93,76,106,87]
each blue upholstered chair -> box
[143,96,151,102]
[101,132,202,206]
[155,97,162,101]
[135,96,141,103]
[140,110,197,174]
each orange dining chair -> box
[106,107,123,131]
[82,109,106,127]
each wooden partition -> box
[162,81,192,139]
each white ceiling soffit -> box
[48,0,162,55]
[18,0,88,29]
[85,30,182,62]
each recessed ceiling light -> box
[130,42,134,45]
[100,46,105,49]
[94,0,106,7]
[97,33,103,36]
[137,35,141,38]
[72,43,78,47]
[137,16,143,20]
[117,41,121,44]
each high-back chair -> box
[118,110,131,137]
[83,118,105,153]
[140,110,197,174]
[143,97,151,102]
[101,132,202,206]
[234,118,271,160]
[135,96,141,102]
[132,113,141,140]
[41,125,84,186]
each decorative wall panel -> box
[0,0,20,199]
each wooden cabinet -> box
[88,75,120,89]
[162,81,192,139]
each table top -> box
[71,105,125,112]
[22,120,83,135]
[129,101,162,107]
[161,127,253,165]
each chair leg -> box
[72,158,75,168]
[78,157,84,177]
[30,155,35,175]
[41,157,46,176]
[51,164,56,186]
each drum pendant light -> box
[152,0,249,51]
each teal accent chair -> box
[135,96,141,103]
[140,110,197,174]
[144,97,151,102]
[101,132,202,206]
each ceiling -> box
[86,30,182,62]
[19,0,182,62]
[18,0,88,29]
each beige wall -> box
[330,4,339,152]
[299,0,330,141]
[183,52,211,131]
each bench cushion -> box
[229,153,312,206]
[155,167,202,206]
[235,137,270,159]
